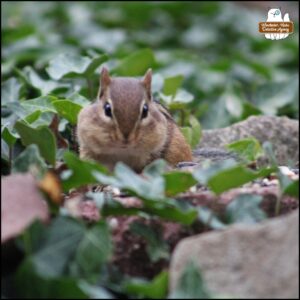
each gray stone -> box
[198,116,299,165]
[169,210,299,299]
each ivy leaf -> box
[130,222,169,262]
[20,96,57,113]
[1,77,22,105]
[225,137,264,163]
[84,54,109,77]
[15,121,56,166]
[94,162,165,200]
[124,271,168,299]
[2,126,18,146]
[182,115,201,149]
[75,221,112,277]
[12,144,47,174]
[278,171,299,198]
[163,75,184,96]
[53,100,83,125]
[16,258,87,298]
[163,171,197,196]
[226,194,266,224]
[62,151,108,191]
[32,217,86,278]
[46,53,108,80]
[207,165,275,194]
[193,159,276,195]
[197,207,227,229]
[169,261,212,299]
[112,48,155,76]
[21,66,65,96]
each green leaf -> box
[62,151,108,191]
[142,159,168,178]
[12,144,47,174]
[197,207,227,229]
[193,159,276,194]
[164,171,197,196]
[208,165,276,195]
[20,96,57,113]
[162,89,194,109]
[16,220,48,255]
[94,162,197,225]
[241,101,262,119]
[144,200,197,225]
[173,89,194,104]
[1,77,22,105]
[46,53,108,80]
[282,180,299,198]
[278,171,299,198]
[193,159,238,184]
[101,192,197,225]
[84,54,109,77]
[225,137,264,163]
[1,138,9,161]
[163,75,184,96]
[130,222,169,262]
[16,258,87,299]
[101,197,141,217]
[189,115,201,148]
[226,194,266,224]
[180,126,193,147]
[94,162,165,200]
[169,261,212,299]
[75,221,112,276]
[262,141,278,167]
[21,66,64,96]
[124,271,168,299]
[252,75,299,115]
[113,48,155,76]
[53,100,83,125]
[15,121,56,165]
[24,110,42,124]
[1,126,18,146]
[32,217,86,278]
[78,281,113,299]
[2,25,36,44]
[181,116,200,149]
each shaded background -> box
[2,1,299,130]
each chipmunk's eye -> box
[104,102,112,118]
[141,104,148,119]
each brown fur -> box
[77,69,192,172]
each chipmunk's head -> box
[96,67,165,148]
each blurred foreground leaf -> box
[169,261,211,299]
[124,271,168,299]
[226,194,266,224]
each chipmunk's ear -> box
[141,68,152,100]
[99,67,111,98]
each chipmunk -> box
[77,67,192,172]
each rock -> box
[198,116,299,165]
[169,210,299,299]
[1,173,49,243]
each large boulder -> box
[169,210,299,299]
[198,115,299,165]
